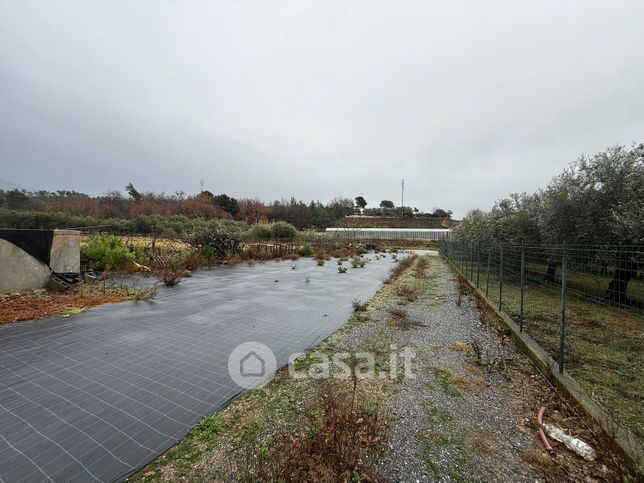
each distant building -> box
[326,227,451,241]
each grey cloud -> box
[1,0,643,217]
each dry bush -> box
[314,250,331,261]
[387,306,422,330]
[394,282,417,301]
[383,255,416,284]
[150,250,188,286]
[329,247,355,259]
[150,249,194,287]
[352,299,368,312]
[414,256,430,278]
[234,378,386,482]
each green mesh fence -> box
[441,241,644,445]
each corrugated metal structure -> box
[326,227,451,241]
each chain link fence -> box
[441,241,644,445]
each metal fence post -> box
[463,242,467,276]
[476,242,481,288]
[469,243,475,281]
[519,247,525,332]
[485,248,491,298]
[499,246,504,310]
[558,242,568,374]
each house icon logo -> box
[240,351,265,377]
[228,342,277,389]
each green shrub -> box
[270,221,297,239]
[250,223,273,240]
[188,230,241,260]
[338,266,347,273]
[298,243,314,257]
[80,235,142,271]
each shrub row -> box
[0,209,303,239]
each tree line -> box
[454,144,644,246]
[0,185,454,231]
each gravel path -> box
[332,254,623,481]
[371,256,541,481]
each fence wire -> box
[441,241,644,445]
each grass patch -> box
[190,414,223,441]
[433,368,462,397]
[428,405,454,423]
[488,279,644,443]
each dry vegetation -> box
[0,282,154,324]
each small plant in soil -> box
[338,266,348,274]
[352,299,367,312]
[388,306,422,329]
[298,243,314,257]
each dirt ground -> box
[131,255,634,482]
[0,282,148,324]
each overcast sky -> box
[1,0,643,218]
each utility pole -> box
[400,178,405,218]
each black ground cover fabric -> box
[0,255,401,482]
[0,229,54,267]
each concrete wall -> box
[0,238,51,293]
[51,230,80,273]
[0,229,80,293]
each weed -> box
[387,306,422,329]
[190,415,223,441]
[130,285,158,301]
[338,266,348,274]
[232,379,386,481]
[352,299,368,312]
[394,282,417,301]
[449,341,473,352]
[414,256,430,278]
[383,255,416,284]
[298,243,314,257]
[81,235,142,271]
[316,259,325,266]
[428,406,453,423]
[433,368,461,397]
[350,256,365,268]
[388,306,407,319]
[150,251,187,286]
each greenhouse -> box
[325,227,451,241]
